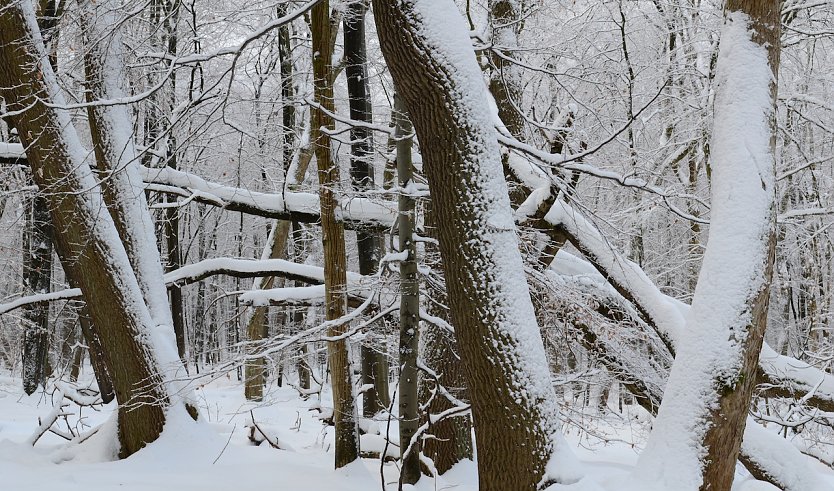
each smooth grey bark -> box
[393,95,420,485]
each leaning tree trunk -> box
[373,1,581,489]
[80,1,197,422]
[0,0,171,458]
[419,201,474,474]
[311,0,360,468]
[634,1,780,490]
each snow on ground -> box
[0,370,832,490]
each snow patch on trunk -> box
[631,11,776,489]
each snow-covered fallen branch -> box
[0,258,373,316]
[140,166,397,230]
[545,198,834,415]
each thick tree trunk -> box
[81,3,195,419]
[419,201,473,474]
[311,1,360,468]
[634,2,780,489]
[0,1,170,457]
[373,1,580,488]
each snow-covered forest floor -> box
[2,370,831,490]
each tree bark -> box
[373,2,579,488]
[20,192,52,394]
[634,2,780,489]
[393,95,421,485]
[311,1,361,468]
[18,0,61,396]
[344,0,390,420]
[0,1,170,457]
[419,200,473,474]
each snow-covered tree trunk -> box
[0,0,187,457]
[373,1,581,488]
[634,1,780,489]
[311,0,360,468]
[419,200,473,474]
[80,0,196,415]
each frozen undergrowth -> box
[2,370,831,491]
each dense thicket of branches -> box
[4,0,834,488]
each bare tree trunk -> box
[162,0,186,364]
[488,0,527,206]
[419,200,473,474]
[19,0,62,396]
[392,95,421,485]
[76,301,115,402]
[0,1,171,457]
[635,1,780,489]
[312,1,360,468]
[344,0,390,419]
[20,193,52,394]
[373,2,580,488]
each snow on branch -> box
[0,142,25,160]
[545,198,834,416]
[546,249,831,491]
[0,258,371,316]
[140,0,321,65]
[140,166,397,230]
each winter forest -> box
[2,0,834,489]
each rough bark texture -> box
[393,96,421,485]
[419,200,473,474]
[312,0,360,467]
[0,2,168,457]
[373,2,571,489]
